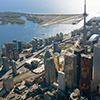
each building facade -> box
[80,54,93,99]
[2,57,9,72]
[32,39,36,52]
[74,48,85,86]
[18,41,23,53]
[2,43,19,60]
[45,57,56,86]
[11,60,17,76]
[64,53,77,88]
[3,75,14,91]
[93,44,100,84]
[53,42,61,53]
[58,71,65,92]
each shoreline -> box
[0,11,83,27]
[38,15,83,27]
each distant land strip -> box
[0,11,83,27]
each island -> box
[0,12,26,24]
[0,12,83,27]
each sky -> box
[0,0,100,14]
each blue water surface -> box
[0,0,100,50]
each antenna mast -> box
[82,0,87,47]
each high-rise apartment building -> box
[32,39,36,52]
[2,57,9,72]
[53,42,61,53]
[64,53,77,88]
[18,41,23,53]
[3,75,14,91]
[45,57,56,86]
[58,71,65,91]
[11,60,17,76]
[93,44,100,84]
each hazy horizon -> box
[0,0,100,14]
[0,0,100,50]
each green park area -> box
[0,12,83,26]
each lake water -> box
[0,0,100,50]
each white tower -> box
[82,0,87,47]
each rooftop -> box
[18,85,26,90]
[88,34,100,42]
[25,58,41,64]
[33,64,44,74]
[81,53,93,59]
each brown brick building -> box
[80,53,93,99]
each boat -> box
[42,33,45,35]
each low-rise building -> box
[25,58,41,69]
[33,64,44,74]
[51,82,58,89]
[25,75,40,86]
[0,88,7,97]
[44,91,55,100]
[27,84,41,97]
[25,77,36,86]
[15,84,28,94]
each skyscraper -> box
[39,38,43,46]
[53,42,61,53]
[18,41,23,53]
[11,60,17,76]
[32,39,36,52]
[59,32,63,41]
[74,48,85,86]
[82,0,87,47]
[44,49,52,64]
[80,54,92,99]
[0,51,2,66]
[52,53,59,72]
[13,39,18,49]
[0,51,1,58]
[64,53,77,87]
[58,71,65,92]
[45,57,56,86]
[33,37,38,47]
[1,45,6,56]
[93,44,100,84]
[2,57,9,72]
[3,75,14,91]
[2,43,19,60]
